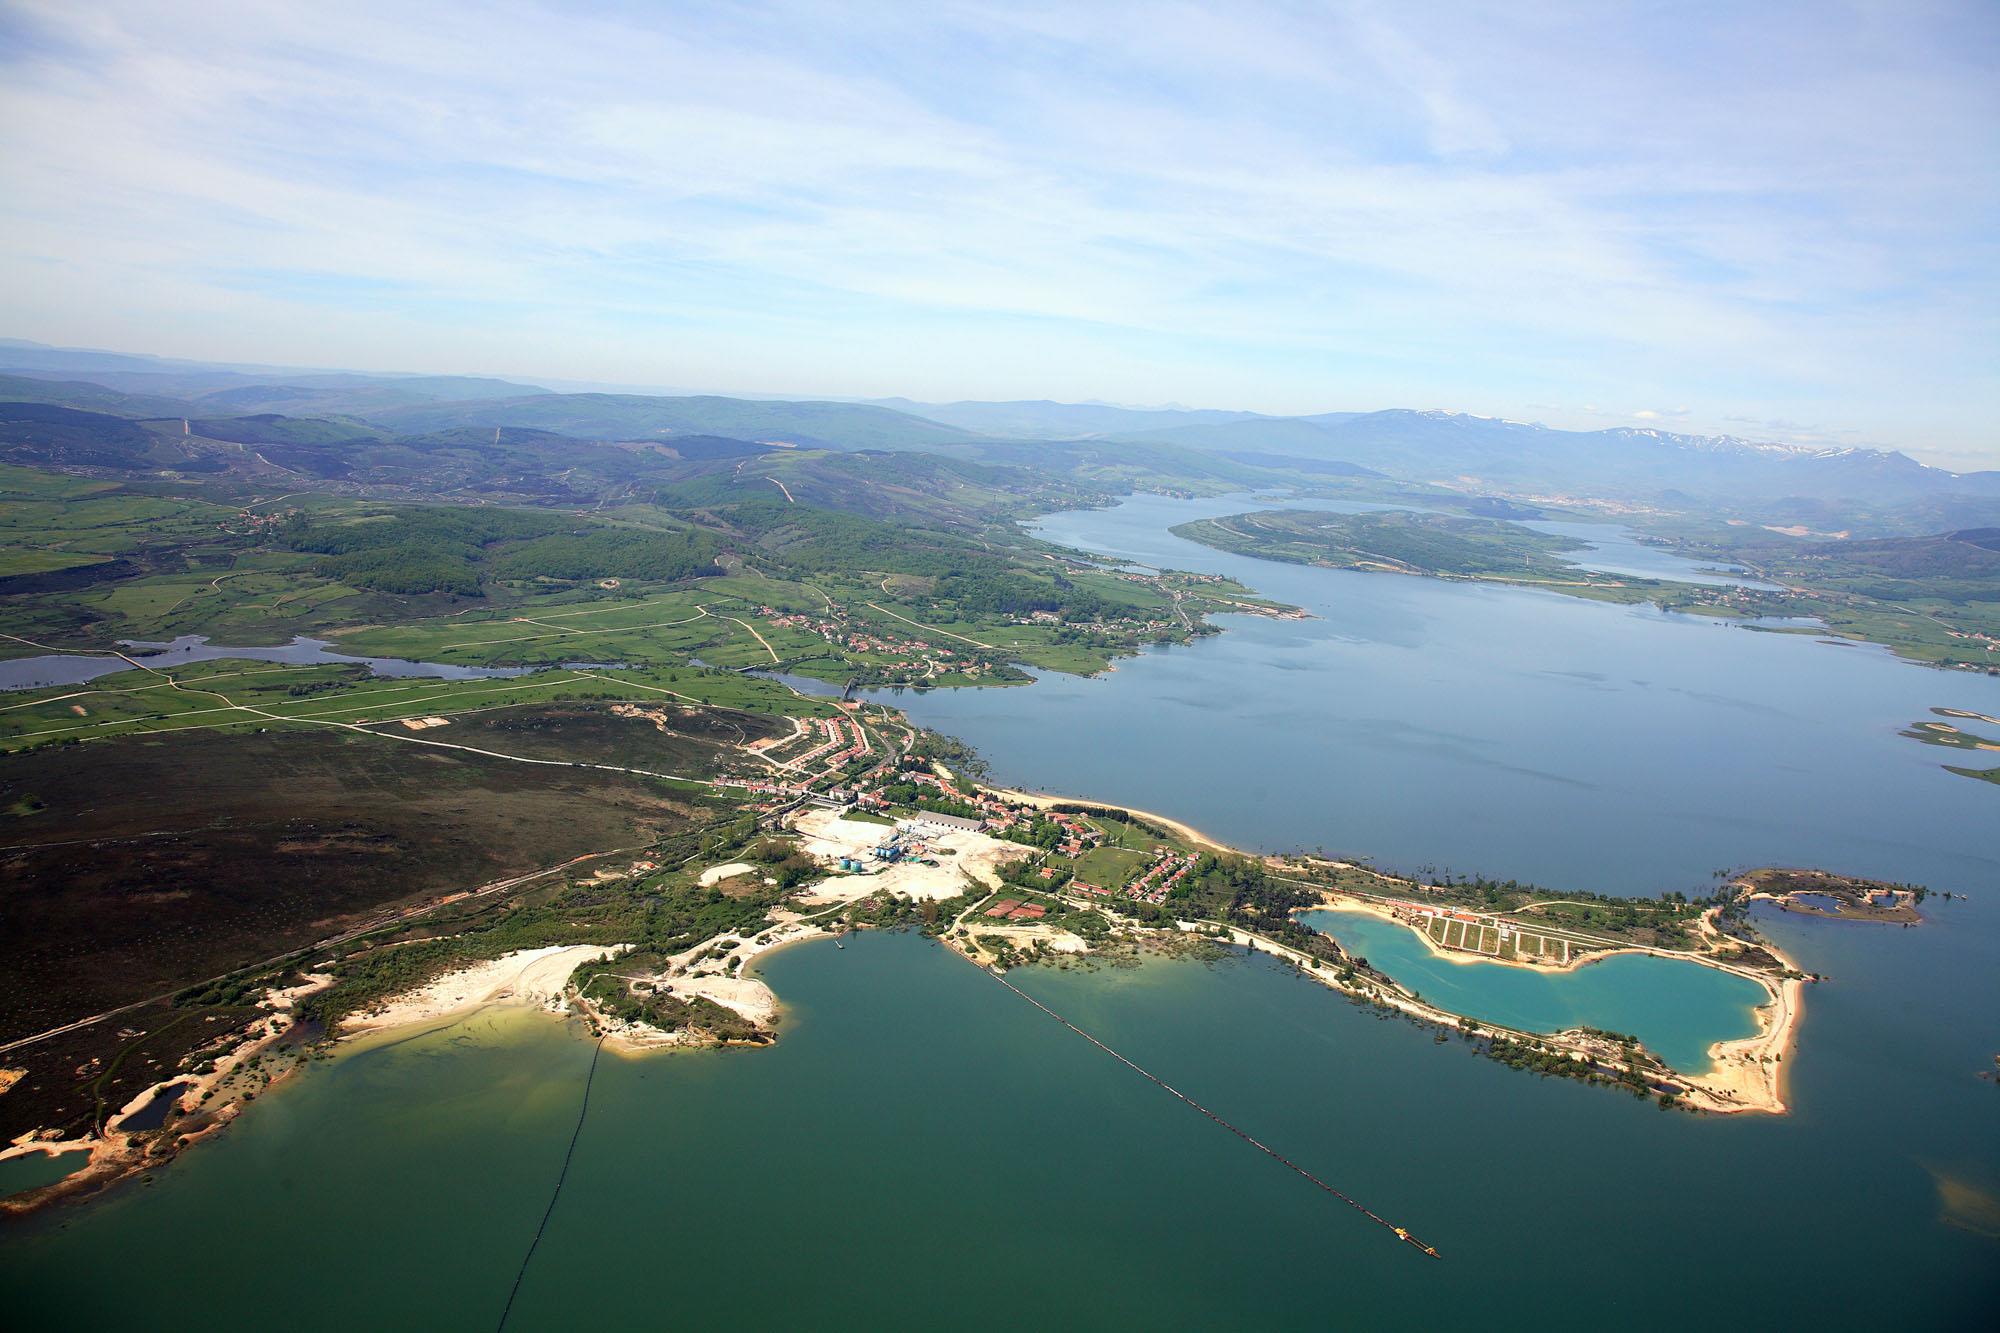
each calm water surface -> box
[4,925,1993,1330]
[0,1150,87,1199]
[0,634,529,691]
[1299,909,1764,1070]
[1518,516,1777,587]
[876,493,2000,894]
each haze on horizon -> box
[1,1,1995,468]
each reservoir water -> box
[871,493,2000,895]
[4,921,1993,1330]
[3,494,1995,1327]
[0,1149,87,1199]
[1518,515,1777,588]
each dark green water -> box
[3,922,1995,1330]
[0,1150,87,1198]
[1301,909,1765,1070]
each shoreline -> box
[1307,895,1617,976]
[986,786,1232,852]
[1299,891,1801,1112]
[1221,907,1796,1115]
[4,801,1815,1220]
[1,977,332,1219]
[338,944,632,1037]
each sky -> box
[1,1,1996,467]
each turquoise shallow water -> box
[1300,908,1765,1070]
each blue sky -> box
[2,1,1995,466]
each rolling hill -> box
[361,392,977,450]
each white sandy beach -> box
[341,943,631,1034]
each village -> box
[755,607,999,683]
[743,565,1287,691]
[1067,848,1201,906]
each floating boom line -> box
[982,965,1442,1259]
[497,1033,608,1331]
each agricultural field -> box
[1,469,1274,701]
[1423,915,1573,964]
[0,653,837,755]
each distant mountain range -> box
[2,339,1995,530]
[865,397,1262,439]
[865,395,1998,515]
[1102,409,2000,508]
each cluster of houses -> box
[1124,850,1199,905]
[720,777,814,805]
[221,507,297,536]
[727,714,895,813]
[1395,902,1487,931]
[757,606,960,677]
[1042,810,1100,856]
[1065,848,1197,905]
[1942,626,2000,658]
[983,898,1048,921]
[775,716,870,775]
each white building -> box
[898,812,984,837]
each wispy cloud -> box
[0,0,1994,462]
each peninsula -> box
[4,718,1884,1215]
[1171,507,2000,671]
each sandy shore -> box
[1,981,330,1216]
[662,974,779,1025]
[0,1141,92,1168]
[987,788,1230,852]
[1237,885,1803,1115]
[1695,967,1802,1114]
[596,969,785,1052]
[966,923,1092,956]
[341,944,631,1034]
